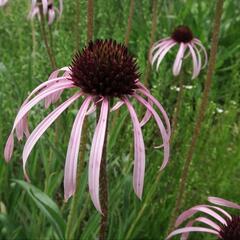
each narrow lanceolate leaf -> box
[14,180,66,240]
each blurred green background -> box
[0,0,239,239]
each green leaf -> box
[13,179,66,240]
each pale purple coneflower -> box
[4,39,170,213]
[0,0,8,7]
[150,25,208,79]
[28,0,63,25]
[167,197,240,240]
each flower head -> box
[28,0,63,25]
[4,39,170,214]
[0,0,8,7]
[150,25,208,79]
[167,197,240,240]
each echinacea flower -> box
[0,0,8,7]
[167,197,240,240]
[4,39,170,213]
[150,25,208,79]
[28,0,63,25]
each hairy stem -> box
[167,0,224,233]
[39,8,57,69]
[87,0,94,42]
[125,0,135,46]
[98,105,109,240]
[170,71,184,143]
[144,0,158,88]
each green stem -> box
[87,0,94,42]
[75,0,81,50]
[167,0,224,233]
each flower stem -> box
[87,0,94,42]
[39,8,57,70]
[125,0,135,46]
[170,71,184,143]
[97,105,109,240]
[144,0,158,88]
[167,0,224,233]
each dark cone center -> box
[219,216,240,240]
[70,39,140,97]
[171,25,194,43]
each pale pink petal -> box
[150,39,173,64]
[175,205,227,227]
[12,81,73,132]
[156,42,177,70]
[22,93,82,180]
[181,217,221,239]
[124,97,145,199]
[86,102,96,115]
[134,94,169,171]
[208,197,240,210]
[64,97,92,200]
[48,8,55,25]
[173,43,187,76]
[137,86,171,140]
[4,134,14,162]
[193,38,208,68]
[187,43,199,79]
[88,99,109,214]
[166,226,219,240]
[192,44,202,75]
[110,100,124,112]
[42,0,48,15]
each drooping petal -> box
[110,100,124,112]
[181,217,221,240]
[187,43,199,79]
[134,94,169,171]
[86,102,96,115]
[64,97,92,200]
[137,84,171,137]
[124,97,145,199]
[48,8,55,25]
[208,197,240,210]
[12,81,73,132]
[22,93,82,180]
[156,42,177,70]
[175,205,227,227]
[193,38,208,68]
[166,226,219,240]
[88,99,109,214]
[172,43,186,76]
[42,0,48,15]
[4,134,14,162]
[150,40,174,65]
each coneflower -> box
[167,197,240,240]
[4,39,170,213]
[28,0,63,25]
[150,25,208,79]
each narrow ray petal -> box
[173,43,186,76]
[88,99,109,214]
[166,226,219,240]
[4,134,14,162]
[187,43,199,79]
[134,94,169,171]
[64,97,92,200]
[22,93,81,180]
[124,97,145,199]
[208,197,240,210]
